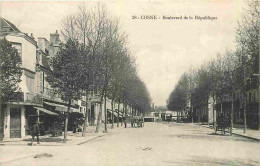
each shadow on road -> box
[163,156,258,166]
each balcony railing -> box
[39,87,78,105]
[25,92,43,105]
[8,92,24,102]
[8,92,43,105]
[39,86,63,102]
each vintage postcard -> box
[0,0,259,165]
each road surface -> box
[1,122,259,166]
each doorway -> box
[10,108,21,138]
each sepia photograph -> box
[0,0,259,165]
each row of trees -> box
[47,4,151,142]
[167,0,259,132]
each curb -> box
[76,134,106,145]
[195,123,260,141]
[0,135,106,146]
[230,132,259,141]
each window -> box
[25,70,35,93]
[26,76,34,93]
[11,42,22,59]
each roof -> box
[0,17,21,33]
[0,17,37,46]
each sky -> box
[0,0,245,106]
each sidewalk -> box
[196,123,260,141]
[0,123,128,164]
[0,123,126,146]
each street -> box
[1,122,259,166]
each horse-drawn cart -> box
[131,116,144,128]
[216,115,231,135]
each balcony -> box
[39,87,63,103]
[24,92,43,105]
[39,87,78,105]
[8,92,43,105]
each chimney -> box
[37,38,46,51]
[50,30,60,45]
[30,33,34,40]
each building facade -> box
[1,18,134,139]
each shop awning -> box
[34,107,58,115]
[44,101,79,113]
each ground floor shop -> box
[3,103,61,139]
[3,99,83,139]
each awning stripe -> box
[35,107,58,115]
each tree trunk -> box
[0,97,4,141]
[111,100,114,129]
[104,93,108,133]
[231,93,234,135]
[124,104,127,128]
[95,96,104,133]
[121,105,123,126]
[117,102,120,127]
[191,105,194,123]
[198,109,201,124]
[243,93,247,133]
[213,95,216,133]
[258,54,260,130]
[177,110,179,123]
[221,103,223,114]
[82,108,88,136]
[207,98,209,126]
[64,99,71,143]
[82,95,89,137]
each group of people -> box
[131,116,144,128]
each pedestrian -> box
[31,121,40,144]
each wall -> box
[6,35,37,94]
[6,35,36,72]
